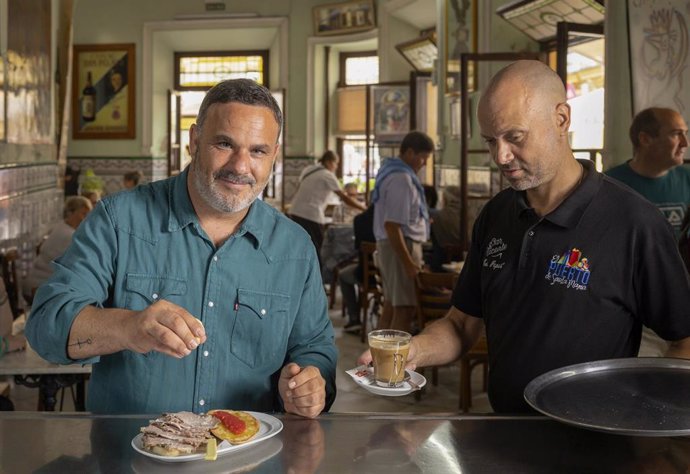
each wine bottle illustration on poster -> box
[81,71,96,122]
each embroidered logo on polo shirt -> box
[544,247,590,290]
[482,237,507,271]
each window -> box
[339,51,378,86]
[337,50,381,195]
[174,51,268,90]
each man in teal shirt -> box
[26,79,337,416]
[606,107,690,239]
[606,107,690,357]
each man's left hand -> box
[279,363,326,419]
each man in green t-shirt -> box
[606,107,690,239]
[606,107,690,357]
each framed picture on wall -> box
[396,32,438,72]
[72,43,135,139]
[371,83,410,143]
[313,0,376,36]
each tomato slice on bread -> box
[208,410,260,444]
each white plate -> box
[346,365,426,396]
[131,411,283,463]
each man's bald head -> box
[479,60,566,114]
[477,60,574,193]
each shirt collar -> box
[167,167,266,249]
[168,168,198,232]
[515,159,601,228]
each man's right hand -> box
[357,338,420,371]
[122,300,206,358]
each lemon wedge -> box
[204,437,217,461]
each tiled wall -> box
[283,157,315,205]
[0,163,63,278]
[67,156,168,196]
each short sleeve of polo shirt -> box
[629,207,690,340]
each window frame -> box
[338,50,378,87]
[173,50,269,91]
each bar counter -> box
[1,411,689,473]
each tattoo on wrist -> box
[68,338,93,349]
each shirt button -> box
[213,256,218,262]
[199,399,205,406]
[152,293,159,300]
[528,231,535,237]
[203,350,209,357]
[208,301,214,308]
[260,309,266,315]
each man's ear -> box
[638,131,654,147]
[555,102,571,135]
[189,124,199,157]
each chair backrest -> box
[414,271,459,331]
[360,241,381,296]
[0,248,23,320]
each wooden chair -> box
[460,335,488,412]
[414,272,459,386]
[358,241,383,343]
[414,271,488,410]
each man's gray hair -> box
[196,79,283,141]
[63,196,92,219]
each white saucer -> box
[346,365,426,397]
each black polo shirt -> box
[452,159,690,413]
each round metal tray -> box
[524,358,690,436]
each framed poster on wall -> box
[313,0,376,36]
[371,83,410,144]
[72,43,135,139]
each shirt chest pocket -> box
[231,288,290,368]
[125,274,188,311]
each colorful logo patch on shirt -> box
[544,248,590,290]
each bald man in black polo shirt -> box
[359,60,690,413]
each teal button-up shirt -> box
[26,169,337,414]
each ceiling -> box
[389,0,437,31]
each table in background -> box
[1,412,688,473]
[0,345,91,411]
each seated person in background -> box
[289,151,367,264]
[23,196,92,304]
[429,186,462,272]
[340,182,364,224]
[81,190,101,207]
[359,60,690,413]
[423,185,438,211]
[123,170,144,190]
[340,205,375,333]
[26,79,337,417]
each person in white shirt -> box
[23,196,92,303]
[289,151,366,262]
